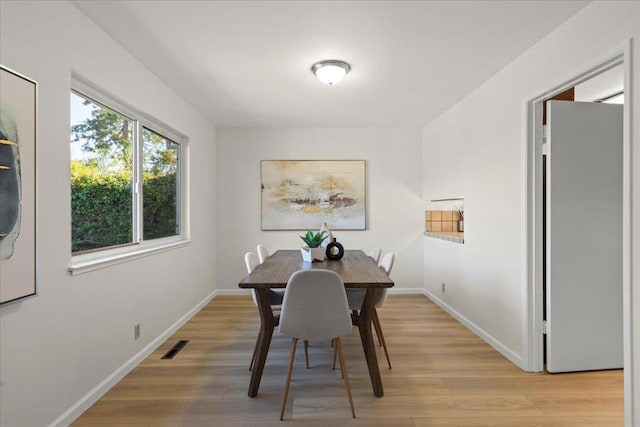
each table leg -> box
[358,288,384,397]
[248,288,277,397]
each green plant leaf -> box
[299,230,328,248]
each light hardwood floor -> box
[73,295,623,426]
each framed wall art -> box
[261,160,366,230]
[1,65,37,306]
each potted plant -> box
[299,230,328,262]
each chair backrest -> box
[245,252,260,306]
[379,252,395,276]
[257,244,270,264]
[376,252,395,308]
[279,269,352,342]
[367,247,381,264]
[245,252,260,274]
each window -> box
[70,83,186,265]
[142,127,180,240]
[70,92,134,252]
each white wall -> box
[216,128,423,293]
[422,0,640,416]
[0,1,217,426]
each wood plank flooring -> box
[73,295,623,426]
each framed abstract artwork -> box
[1,65,37,305]
[261,160,366,230]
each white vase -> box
[301,246,326,262]
[319,222,333,247]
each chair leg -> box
[331,338,344,378]
[280,338,298,421]
[335,337,356,418]
[372,308,392,370]
[332,338,337,370]
[304,340,310,369]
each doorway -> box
[525,43,632,423]
[541,67,624,372]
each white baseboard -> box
[215,289,252,296]
[423,289,524,369]
[50,289,219,427]
[215,287,425,296]
[388,287,425,295]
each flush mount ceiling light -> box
[311,60,351,85]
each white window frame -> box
[68,79,190,275]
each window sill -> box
[68,238,191,276]
[424,231,464,244]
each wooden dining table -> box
[238,249,394,398]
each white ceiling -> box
[73,0,590,128]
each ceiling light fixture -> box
[311,60,351,85]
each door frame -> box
[524,40,633,423]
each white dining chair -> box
[345,252,394,370]
[245,251,260,277]
[257,244,270,264]
[278,269,356,420]
[367,247,381,264]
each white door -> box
[546,100,623,373]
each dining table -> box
[238,249,394,398]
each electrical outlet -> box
[134,324,141,340]
[441,283,446,293]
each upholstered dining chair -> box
[257,244,270,264]
[278,269,356,420]
[245,251,260,276]
[345,252,394,370]
[367,247,381,264]
[244,252,288,371]
[379,251,395,275]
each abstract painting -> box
[0,65,37,305]
[261,160,365,230]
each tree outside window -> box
[142,127,179,240]
[70,91,180,253]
